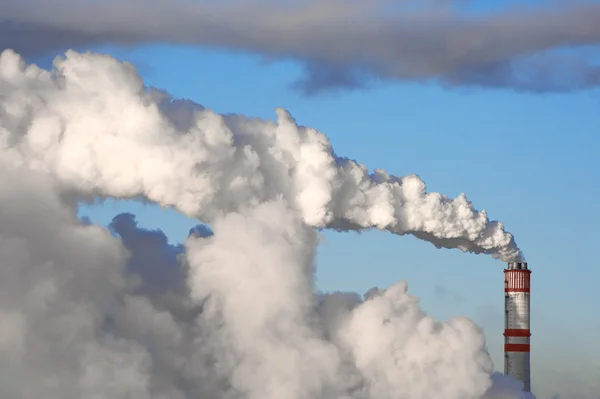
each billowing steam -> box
[0,49,531,399]
[0,49,522,262]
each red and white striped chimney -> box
[504,261,531,392]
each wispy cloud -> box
[434,284,466,303]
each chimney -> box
[504,262,531,392]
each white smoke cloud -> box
[0,48,522,262]
[0,49,533,399]
[0,166,153,398]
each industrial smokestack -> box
[504,261,532,392]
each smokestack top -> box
[507,262,528,270]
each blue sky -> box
[45,42,600,397]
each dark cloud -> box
[1,0,600,93]
[291,63,375,95]
[107,212,212,297]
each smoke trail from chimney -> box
[0,48,534,399]
[0,49,523,263]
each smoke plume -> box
[0,49,522,262]
[2,0,600,93]
[0,49,531,398]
